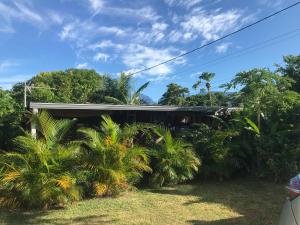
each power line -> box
[130,1,300,76]
[169,28,300,78]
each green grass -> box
[0,179,286,225]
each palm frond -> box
[131,81,150,104]
[104,96,124,105]
[55,175,73,190]
[149,127,200,186]
[245,117,260,135]
[101,115,120,144]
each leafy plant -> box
[243,115,300,181]
[159,83,189,106]
[182,122,243,181]
[77,115,151,197]
[148,126,200,187]
[104,73,150,105]
[0,89,23,149]
[193,72,215,106]
[0,111,81,209]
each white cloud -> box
[0,1,20,33]
[47,10,65,25]
[259,0,284,8]
[96,6,160,22]
[13,1,43,24]
[98,26,125,36]
[130,22,169,44]
[88,0,104,14]
[59,20,126,47]
[94,52,109,62]
[75,62,88,69]
[152,22,168,32]
[0,1,66,33]
[0,60,18,71]
[216,42,231,53]
[88,40,124,50]
[0,24,14,33]
[168,30,195,43]
[122,44,185,79]
[0,1,43,27]
[164,0,202,9]
[180,9,250,42]
[86,0,160,22]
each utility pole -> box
[24,82,27,108]
[23,82,55,108]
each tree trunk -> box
[206,83,212,106]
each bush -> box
[182,123,245,181]
[245,110,300,182]
[0,111,81,209]
[147,127,200,187]
[0,89,23,150]
[76,115,151,197]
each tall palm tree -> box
[104,73,150,105]
[77,115,151,197]
[149,126,200,187]
[0,111,81,209]
[192,72,215,106]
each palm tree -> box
[149,126,200,187]
[192,72,215,106]
[0,111,81,209]
[77,115,151,197]
[104,73,150,105]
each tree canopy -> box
[277,54,300,92]
[12,69,104,106]
[0,89,15,120]
[221,68,296,128]
[104,73,150,105]
[159,83,189,105]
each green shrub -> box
[0,111,81,209]
[148,127,200,187]
[77,115,151,197]
[244,112,300,182]
[0,89,23,150]
[181,122,249,181]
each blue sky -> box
[0,0,300,101]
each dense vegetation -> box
[0,111,199,209]
[0,54,299,209]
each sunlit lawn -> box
[0,179,285,225]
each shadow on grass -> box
[0,210,117,225]
[187,217,247,225]
[149,179,285,225]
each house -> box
[29,102,240,135]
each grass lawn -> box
[0,179,286,225]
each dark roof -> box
[30,102,240,113]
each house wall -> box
[44,109,212,127]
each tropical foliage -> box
[76,115,151,197]
[192,72,215,106]
[0,89,23,149]
[12,69,103,105]
[0,110,203,209]
[1,54,300,210]
[147,126,200,186]
[159,83,189,105]
[181,121,244,180]
[277,54,300,92]
[0,111,81,209]
[221,68,300,180]
[104,73,150,104]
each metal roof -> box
[30,102,239,112]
